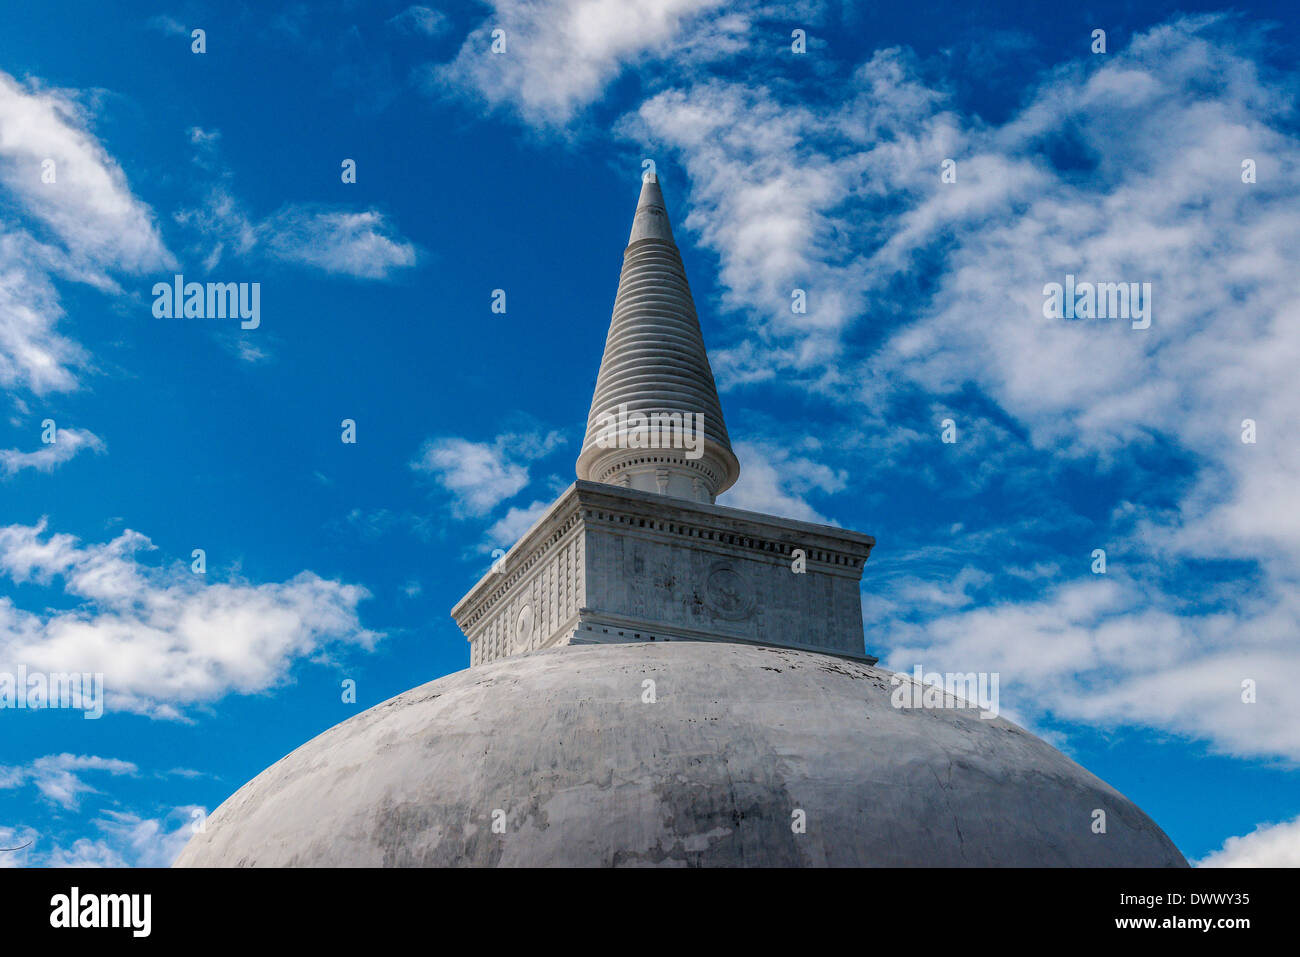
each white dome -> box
[175,642,1185,867]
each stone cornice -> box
[450,491,583,630]
[572,480,874,567]
[451,480,875,636]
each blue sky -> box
[1,0,1298,867]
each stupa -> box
[174,175,1186,867]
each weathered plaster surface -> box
[176,642,1185,867]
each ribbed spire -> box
[576,175,740,504]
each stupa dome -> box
[176,174,1185,869]
[175,642,1185,867]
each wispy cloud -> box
[0,754,137,811]
[620,63,931,380]
[0,426,104,475]
[430,0,729,125]
[2,803,198,867]
[144,15,188,38]
[257,206,417,279]
[340,507,438,542]
[605,14,1300,762]
[0,70,174,395]
[387,6,451,38]
[174,134,416,280]
[0,825,38,867]
[718,439,844,524]
[411,429,564,518]
[91,808,198,867]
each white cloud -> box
[256,206,417,279]
[866,22,1300,485]
[176,189,417,281]
[882,575,1300,762]
[145,15,188,38]
[174,135,416,281]
[886,566,994,612]
[616,15,1300,762]
[0,73,173,274]
[621,48,957,384]
[411,429,564,518]
[718,440,844,524]
[0,754,137,810]
[41,838,127,867]
[233,339,269,364]
[0,234,85,394]
[0,426,104,475]
[485,498,552,547]
[641,19,1300,572]
[188,126,220,148]
[624,81,888,380]
[0,70,174,395]
[852,20,1300,760]
[1197,814,1300,867]
[432,0,728,125]
[0,520,380,718]
[93,808,197,867]
[1,805,197,867]
[0,825,37,867]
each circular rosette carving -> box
[703,561,753,620]
[514,604,535,653]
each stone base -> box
[452,480,876,666]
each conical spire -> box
[627,175,674,244]
[576,174,740,504]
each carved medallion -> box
[703,561,753,620]
[515,604,534,652]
